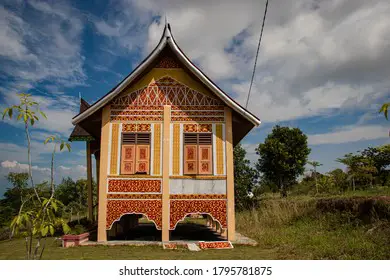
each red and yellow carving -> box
[184,123,213,133]
[106,200,162,229]
[113,111,163,116]
[138,123,151,132]
[184,124,198,132]
[169,199,227,229]
[169,194,226,199]
[111,105,163,110]
[122,123,151,132]
[108,179,161,193]
[107,194,162,199]
[198,124,213,132]
[122,123,137,132]
[171,111,224,116]
[155,56,181,68]
[171,105,224,111]
[198,241,233,249]
[111,76,223,107]
[171,116,224,122]
[112,116,163,122]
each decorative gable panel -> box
[110,76,225,122]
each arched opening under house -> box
[170,213,227,242]
[107,213,160,241]
[106,213,226,241]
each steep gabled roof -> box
[69,98,95,142]
[72,23,261,127]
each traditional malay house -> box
[69,23,260,242]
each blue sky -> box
[0,0,389,195]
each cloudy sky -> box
[0,0,389,195]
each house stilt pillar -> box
[97,105,110,242]
[86,141,93,221]
[92,150,100,221]
[225,107,235,241]
[94,151,100,221]
[162,105,171,242]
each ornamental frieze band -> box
[108,179,162,193]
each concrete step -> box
[187,243,201,251]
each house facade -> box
[69,24,260,242]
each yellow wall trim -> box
[172,124,180,175]
[153,123,161,175]
[225,107,235,241]
[110,123,119,175]
[97,105,110,242]
[216,124,224,175]
[162,105,171,241]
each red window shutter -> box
[184,145,197,174]
[136,145,150,174]
[198,145,212,174]
[121,145,135,174]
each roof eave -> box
[166,37,261,126]
[72,34,169,125]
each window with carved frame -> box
[183,133,212,175]
[121,133,151,175]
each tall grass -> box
[236,197,390,259]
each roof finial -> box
[78,92,81,100]
[163,14,171,38]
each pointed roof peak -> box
[163,20,172,38]
[72,21,260,129]
[79,98,90,113]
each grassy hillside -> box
[0,193,389,260]
[236,195,390,259]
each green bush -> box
[0,227,11,241]
[70,224,87,235]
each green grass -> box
[0,238,277,260]
[236,198,390,260]
[263,185,390,201]
[1,195,389,260]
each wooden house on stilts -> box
[69,23,260,242]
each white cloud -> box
[58,166,71,171]
[308,125,389,145]
[1,90,79,137]
[1,160,50,173]
[58,164,87,175]
[94,20,122,37]
[120,0,390,124]
[0,1,86,101]
[0,160,88,188]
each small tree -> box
[307,160,323,194]
[336,153,360,191]
[3,94,71,259]
[0,173,29,228]
[380,102,389,137]
[361,145,390,186]
[327,168,348,193]
[379,102,389,120]
[233,144,257,210]
[3,94,46,202]
[256,125,311,197]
